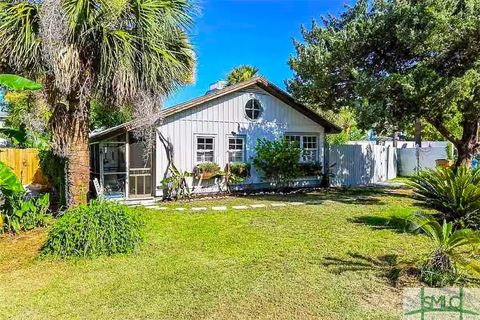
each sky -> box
[164,0,354,107]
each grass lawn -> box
[0,187,432,319]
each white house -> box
[89,77,341,199]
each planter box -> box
[435,159,453,168]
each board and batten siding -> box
[154,88,325,196]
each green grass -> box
[0,187,432,319]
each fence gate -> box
[329,144,397,187]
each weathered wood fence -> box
[0,148,48,185]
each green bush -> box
[0,161,51,233]
[228,162,250,179]
[299,162,323,176]
[409,167,480,229]
[38,149,66,206]
[42,200,144,258]
[252,138,302,185]
[1,193,50,233]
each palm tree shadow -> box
[323,252,419,287]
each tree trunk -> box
[50,99,90,207]
[455,118,479,168]
[414,118,422,147]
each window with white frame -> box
[228,137,245,162]
[196,136,215,162]
[285,134,318,162]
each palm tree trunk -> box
[51,99,90,207]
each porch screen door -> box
[128,134,152,198]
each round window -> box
[245,98,262,120]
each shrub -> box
[0,161,51,233]
[227,162,250,180]
[252,138,302,185]
[42,200,144,258]
[408,213,480,286]
[39,149,66,206]
[299,162,323,176]
[1,193,50,233]
[409,167,480,229]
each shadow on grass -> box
[323,252,420,287]
[349,215,415,234]
[237,186,411,206]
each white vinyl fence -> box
[397,146,447,176]
[329,144,397,186]
[329,142,449,186]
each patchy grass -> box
[0,187,433,319]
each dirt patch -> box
[0,227,48,272]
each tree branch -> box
[426,117,461,145]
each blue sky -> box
[164,0,353,107]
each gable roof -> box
[90,77,341,142]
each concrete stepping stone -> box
[250,204,266,208]
[191,207,208,211]
[175,208,187,211]
[212,206,227,211]
[145,206,168,210]
[232,205,249,209]
[271,203,287,207]
[290,202,305,206]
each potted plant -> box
[435,159,453,168]
[225,162,250,181]
[194,162,221,180]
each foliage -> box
[0,74,42,91]
[0,161,24,195]
[195,162,220,174]
[226,65,259,85]
[252,138,302,186]
[0,0,196,205]
[161,163,192,200]
[1,84,50,148]
[38,149,66,206]
[408,213,480,286]
[90,101,132,130]
[299,162,323,176]
[228,162,250,179]
[287,0,480,167]
[1,193,50,234]
[0,160,50,233]
[42,200,144,258]
[325,109,367,145]
[409,167,480,229]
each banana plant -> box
[0,74,42,91]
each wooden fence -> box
[0,148,49,185]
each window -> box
[245,98,262,120]
[196,136,215,162]
[285,134,318,162]
[302,136,318,162]
[228,137,245,162]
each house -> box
[89,77,341,199]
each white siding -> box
[155,89,325,195]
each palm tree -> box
[0,0,195,206]
[409,213,480,285]
[226,65,259,86]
